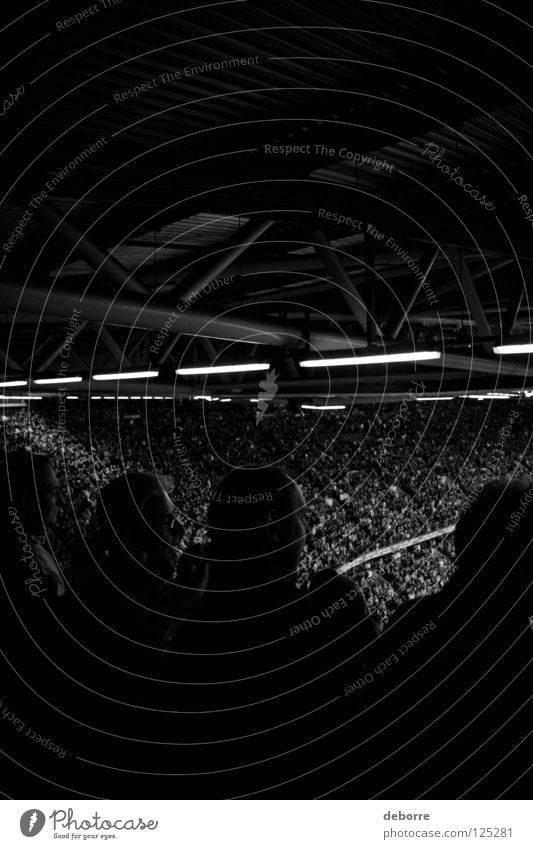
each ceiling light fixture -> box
[177,363,270,376]
[34,376,82,385]
[493,343,533,355]
[92,370,159,381]
[300,351,441,368]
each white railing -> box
[337,524,455,574]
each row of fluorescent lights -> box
[0,365,269,388]
[1,343,532,390]
[0,395,235,402]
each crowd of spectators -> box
[2,396,531,621]
[2,396,532,798]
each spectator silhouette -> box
[354,479,533,799]
[1,450,65,599]
[80,471,207,654]
[177,466,379,796]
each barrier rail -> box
[337,525,455,574]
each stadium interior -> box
[1,0,532,800]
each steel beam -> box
[157,333,181,365]
[308,229,369,333]
[1,281,367,350]
[447,248,493,352]
[503,264,531,337]
[96,325,132,369]
[35,321,88,372]
[33,200,148,295]
[199,338,230,382]
[442,352,533,377]
[387,247,439,338]
[171,219,274,302]
[364,232,377,346]
[0,347,22,372]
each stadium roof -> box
[1,0,533,403]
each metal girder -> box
[35,321,88,372]
[0,347,22,372]
[171,219,274,302]
[2,281,367,350]
[199,338,230,382]
[157,333,181,365]
[202,353,533,395]
[387,247,440,338]
[96,325,132,369]
[365,232,377,346]
[308,229,370,333]
[442,353,533,377]
[33,200,148,295]
[142,247,466,286]
[414,257,515,308]
[503,264,531,337]
[127,330,151,362]
[447,248,493,352]
[22,333,56,368]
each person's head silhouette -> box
[207,466,307,592]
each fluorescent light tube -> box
[493,344,533,354]
[176,363,270,376]
[299,351,441,367]
[0,395,42,400]
[301,404,346,410]
[34,376,83,385]
[92,370,159,381]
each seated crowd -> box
[0,399,531,798]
